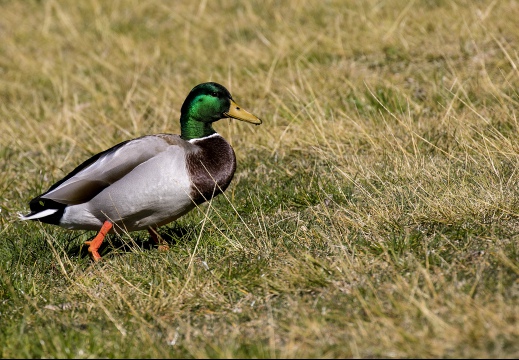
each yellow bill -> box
[224,99,262,125]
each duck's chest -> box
[186,135,236,204]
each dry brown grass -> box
[1,0,518,358]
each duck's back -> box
[62,136,196,231]
[26,134,192,231]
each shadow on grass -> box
[66,224,196,260]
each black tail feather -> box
[26,197,67,225]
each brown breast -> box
[186,135,237,205]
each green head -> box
[180,82,262,140]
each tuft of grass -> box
[1,0,519,358]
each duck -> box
[20,82,262,261]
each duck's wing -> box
[31,134,186,207]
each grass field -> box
[1,0,518,357]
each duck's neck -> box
[180,115,216,141]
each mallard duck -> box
[20,82,262,261]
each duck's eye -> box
[211,92,218,97]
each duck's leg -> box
[148,227,169,251]
[84,220,113,261]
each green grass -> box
[1,0,519,357]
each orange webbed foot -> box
[85,221,113,262]
[148,228,169,252]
